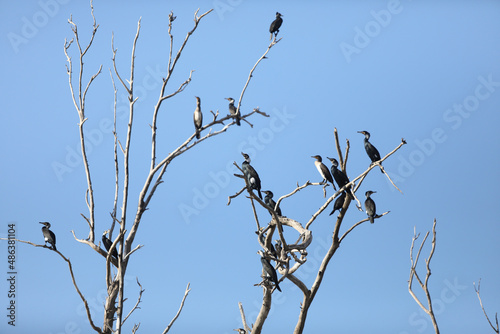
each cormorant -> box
[225,97,240,126]
[39,222,56,251]
[241,152,263,199]
[311,155,334,188]
[258,232,277,258]
[262,190,282,216]
[327,157,355,197]
[102,230,118,260]
[269,12,283,40]
[329,191,347,216]
[364,190,377,223]
[233,329,246,334]
[358,131,382,172]
[194,96,202,139]
[257,250,281,292]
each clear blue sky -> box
[1,1,500,333]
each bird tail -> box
[275,282,282,292]
[236,115,241,126]
[52,244,57,251]
[369,216,374,224]
[196,130,200,139]
[270,33,273,41]
[329,208,338,216]
[257,189,263,200]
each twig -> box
[238,302,251,334]
[121,278,145,326]
[474,279,499,333]
[408,219,440,334]
[162,283,191,334]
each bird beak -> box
[310,156,315,158]
[373,191,377,194]
[357,131,363,134]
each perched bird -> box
[269,12,283,40]
[358,131,382,172]
[257,250,281,292]
[327,157,355,197]
[274,239,282,259]
[311,155,334,188]
[39,222,56,251]
[102,230,118,260]
[329,191,347,216]
[241,152,263,199]
[258,232,277,258]
[225,97,240,126]
[263,190,282,216]
[364,190,377,224]
[193,96,202,139]
[233,329,246,334]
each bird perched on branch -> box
[241,152,263,199]
[225,97,240,126]
[102,230,118,260]
[39,222,56,251]
[269,12,283,40]
[358,131,382,172]
[311,155,334,188]
[364,190,377,224]
[257,250,281,292]
[263,190,282,216]
[329,191,347,216]
[233,329,246,334]
[327,157,355,198]
[193,96,202,139]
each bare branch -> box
[121,278,145,326]
[474,279,499,333]
[162,283,191,334]
[408,219,440,334]
[237,302,252,334]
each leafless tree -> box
[1,2,283,333]
[408,219,440,334]
[230,128,406,333]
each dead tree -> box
[408,219,440,334]
[0,2,281,333]
[230,128,406,333]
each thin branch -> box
[236,37,281,116]
[408,219,440,334]
[0,238,102,333]
[237,302,251,334]
[474,279,499,333]
[162,283,191,334]
[339,211,391,243]
[121,278,145,326]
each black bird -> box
[225,97,240,126]
[327,157,355,197]
[233,329,246,334]
[269,12,283,40]
[274,239,282,260]
[258,232,277,258]
[311,155,335,188]
[241,152,263,199]
[257,250,281,292]
[263,190,282,216]
[364,190,377,224]
[194,96,202,139]
[329,191,347,216]
[358,131,382,172]
[39,222,56,251]
[102,230,118,260]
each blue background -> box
[1,1,499,333]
